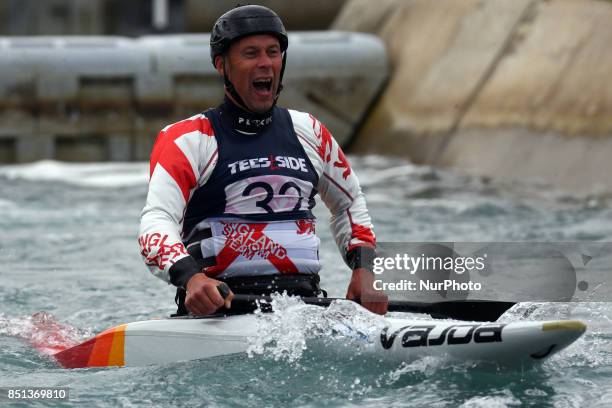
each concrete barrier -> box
[0,31,387,163]
[334,0,612,194]
[0,36,149,162]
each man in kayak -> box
[138,5,388,316]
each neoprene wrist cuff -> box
[169,256,202,289]
[346,246,376,271]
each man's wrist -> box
[346,246,376,271]
[169,255,202,289]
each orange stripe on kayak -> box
[87,325,127,367]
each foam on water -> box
[0,157,611,407]
[459,391,522,408]
[0,160,148,188]
[0,312,91,356]
[247,294,387,363]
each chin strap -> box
[221,51,287,112]
[222,59,248,110]
[274,51,287,103]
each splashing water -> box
[459,390,522,408]
[246,294,387,363]
[2,158,612,406]
[0,312,91,355]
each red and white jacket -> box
[139,108,375,286]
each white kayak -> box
[53,311,586,368]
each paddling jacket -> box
[139,102,375,288]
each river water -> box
[0,157,610,407]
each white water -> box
[0,157,611,407]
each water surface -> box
[0,158,610,407]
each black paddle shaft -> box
[226,294,515,322]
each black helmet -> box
[209,5,289,112]
[210,5,288,67]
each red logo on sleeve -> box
[138,233,187,270]
[310,115,333,163]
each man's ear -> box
[214,55,225,76]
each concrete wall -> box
[0,32,387,163]
[0,0,346,36]
[335,0,612,194]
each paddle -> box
[227,294,515,322]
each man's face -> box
[216,34,283,114]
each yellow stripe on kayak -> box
[107,324,127,367]
[87,324,127,367]
[542,320,586,332]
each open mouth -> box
[253,78,273,92]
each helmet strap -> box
[274,51,287,103]
[221,58,249,111]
